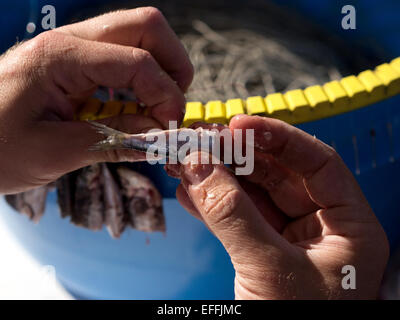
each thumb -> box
[32,114,161,181]
[180,152,289,266]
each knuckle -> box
[19,31,68,77]
[167,87,185,105]
[25,32,49,58]
[137,7,166,26]
[23,31,59,61]
[132,48,154,66]
[203,187,242,224]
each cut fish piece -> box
[102,164,126,238]
[5,185,49,223]
[117,166,165,233]
[74,164,104,230]
[56,171,78,218]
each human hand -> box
[0,7,193,194]
[168,115,389,299]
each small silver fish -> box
[89,121,218,160]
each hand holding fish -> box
[165,115,390,299]
[0,8,193,194]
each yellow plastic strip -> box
[303,85,332,119]
[374,63,400,96]
[390,57,400,74]
[283,89,310,123]
[226,99,245,120]
[76,57,400,125]
[183,102,204,127]
[322,80,350,113]
[357,70,385,103]
[340,75,369,109]
[97,101,123,119]
[246,96,266,115]
[264,93,292,122]
[78,98,102,121]
[205,100,227,124]
[122,101,138,115]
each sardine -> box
[102,163,126,238]
[116,166,165,233]
[56,171,77,218]
[89,121,218,160]
[5,185,49,223]
[74,164,104,230]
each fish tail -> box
[88,121,126,151]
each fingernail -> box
[183,163,214,185]
[182,154,214,185]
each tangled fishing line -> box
[159,0,377,102]
[72,0,378,103]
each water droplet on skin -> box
[208,193,216,199]
[103,25,110,31]
[26,22,36,34]
[254,142,266,150]
[233,114,246,121]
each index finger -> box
[229,115,367,209]
[57,7,194,92]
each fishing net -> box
[72,0,379,103]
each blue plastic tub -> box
[1,0,400,299]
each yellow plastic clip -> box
[204,100,227,124]
[322,81,350,113]
[246,96,266,115]
[78,98,102,121]
[97,101,123,120]
[225,99,245,121]
[183,102,205,127]
[283,89,310,123]
[375,63,400,96]
[357,70,385,103]
[265,93,292,123]
[390,57,400,74]
[340,76,369,109]
[303,85,332,119]
[122,101,138,115]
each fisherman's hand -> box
[0,8,193,193]
[172,115,389,299]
